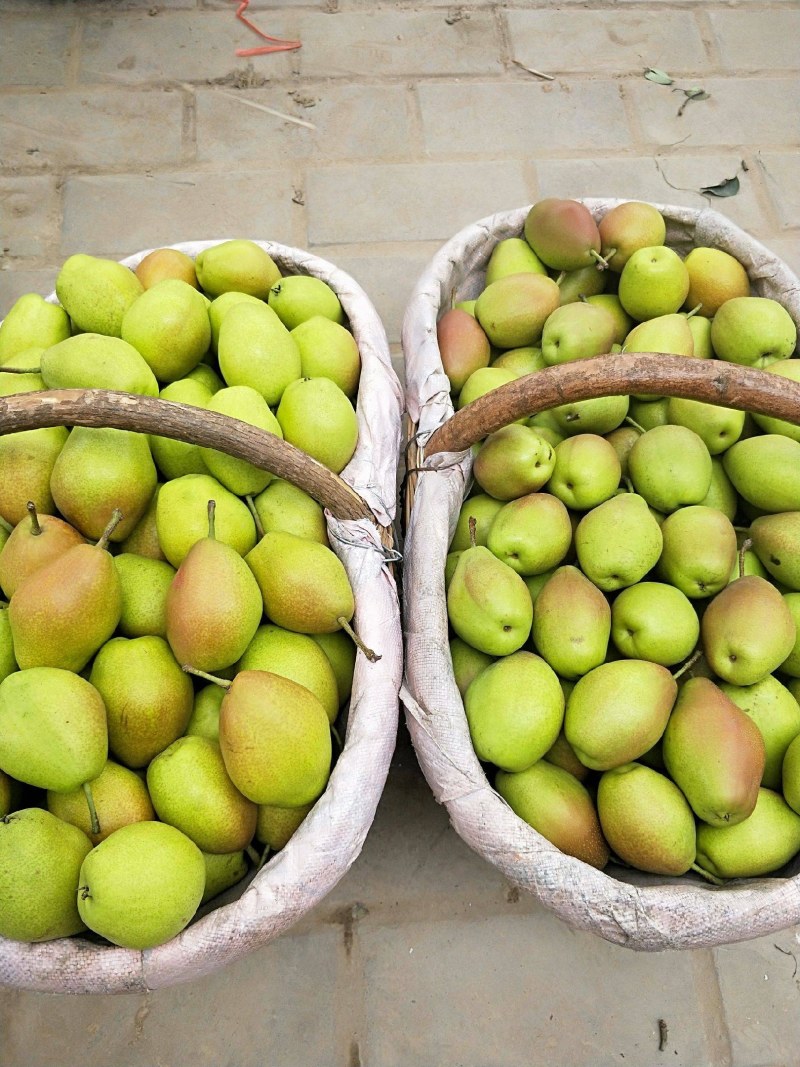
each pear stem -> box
[685,303,703,319]
[601,247,617,265]
[256,845,271,872]
[207,499,216,541]
[182,665,232,689]
[739,537,753,580]
[672,647,704,681]
[82,782,101,837]
[624,417,646,435]
[331,723,343,752]
[95,508,123,552]
[246,844,262,867]
[245,495,265,539]
[0,516,12,534]
[589,249,611,271]
[555,271,567,287]
[468,515,478,549]
[337,616,380,663]
[623,476,636,494]
[690,862,727,887]
[26,500,42,536]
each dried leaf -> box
[700,175,741,198]
[684,88,710,100]
[644,67,673,85]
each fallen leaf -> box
[700,175,741,198]
[644,68,674,85]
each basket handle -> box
[425,353,800,457]
[0,389,374,524]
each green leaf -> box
[644,67,674,85]
[700,176,741,198]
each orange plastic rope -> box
[233,0,301,56]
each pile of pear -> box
[0,241,364,950]
[441,198,800,885]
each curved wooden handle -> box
[425,354,800,456]
[0,389,374,523]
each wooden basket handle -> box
[425,354,800,457]
[0,389,374,524]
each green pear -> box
[662,677,766,826]
[218,300,301,406]
[523,198,604,271]
[627,396,668,431]
[484,237,548,285]
[239,623,339,723]
[195,240,281,299]
[450,637,493,698]
[113,553,175,638]
[149,377,212,480]
[486,493,572,575]
[496,760,608,868]
[532,565,610,679]
[490,346,546,378]
[543,729,590,781]
[611,582,699,666]
[751,360,800,441]
[666,397,745,455]
[185,683,225,740]
[0,503,84,599]
[524,567,558,606]
[55,254,144,337]
[77,821,206,949]
[246,531,354,635]
[0,293,69,363]
[450,494,504,551]
[719,676,800,790]
[546,433,621,510]
[628,425,712,513]
[555,265,607,306]
[207,291,264,352]
[48,759,155,846]
[597,763,695,875]
[695,789,800,879]
[51,427,157,542]
[436,308,491,394]
[465,651,563,771]
[710,297,796,368]
[474,273,561,348]
[455,299,476,316]
[147,736,257,854]
[751,512,800,590]
[623,312,694,357]
[541,303,616,366]
[156,473,256,567]
[135,247,198,291]
[687,314,714,359]
[0,808,92,942]
[618,246,690,321]
[201,849,248,904]
[782,733,800,814]
[0,605,17,685]
[565,659,677,771]
[728,545,768,585]
[40,333,159,395]
[604,425,640,478]
[251,479,328,546]
[683,247,750,318]
[276,377,358,474]
[0,425,68,527]
[256,803,313,851]
[310,631,356,707]
[781,593,800,677]
[117,485,164,561]
[585,294,634,345]
[90,635,193,768]
[458,368,524,416]
[656,505,738,598]
[121,279,210,383]
[199,386,283,496]
[447,542,532,656]
[574,492,663,592]
[723,435,800,513]
[699,458,738,521]
[702,575,796,685]
[268,275,344,330]
[548,394,629,437]
[473,425,555,500]
[598,201,666,273]
[291,316,360,398]
[0,347,45,396]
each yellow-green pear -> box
[751,360,800,441]
[611,581,699,666]
[782,734,800,814]
[618,246,690,321]
[687,314,714,359]
[574,492,662,592]
[457,365,518,409]
[473,425,556,500]
[119,484,166,560]
[186,361,224,393]
[0,347,45,396]
[699,458,738,520]
[702,575,796,686]
[47,759,155,845]
[604,425,640,477]
[277,377,358,474]
[256,803,313,851]
[548,393,629,437]
[543,729,590,781]
[239,623,339,723]
[156,473,256,567]
[251,479,328,546]
[40,333,159,396]
[486,493,572,575]
[201,849,248,904]
[666,396,745,455]
[474,273,561,348]
[450,494,504,551]
[113,552,175,638]
[781,593,800,677]
[291,316,360,398]
[598,201,666,273]
[628,425,712,513]
[484,237,547,285]
[547,433,621,510]
[585,294,634,345]
[55,254,143,337]
[195,240,281,299]
[683,247,750,317]
[627,396,668,432]
[710,297,796,368]
[623,312,694,359]
[0,425,68,527]
[751,512,800,590]
[199,385,283,496]
[149,377,213,480]
[207,290,264,352]
[532,565,610,679]
[491,346,546,377]
[268,273,345,331]
[0,504,84,599]
[555,265,607,306]
[450,637,493,698]
[186,683,225,740]
[695,789,800,879]
[541,303,616,366]
[723,435,800,513]
[121,278,211,383]
[218,301,301,406]
[719,676,800,790]
[0,293,70,363]
[310,631,356,706]
[656,505,737,598]
[0,606,17,685]
[447,542,532,656]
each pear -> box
[546,433,621,510]
[276,377,358,474]
[702,575,796,685]
[695,789,800,879]
[565,659,677,771]
[113,553,175,638]
[700,458,738,521]
[782,733,800,814]
[585,294,634,345]
[662,676,766,826]
[555,265,607,306]
[0,293,70,363]
[0,502,84,599]
[683,247,750,318]
[199,386,283,496]
[149,377,213,480]
[55,253,143,336]
[0,605,17,685]
[251,479,329,546]
[0,809,92,942]
[51,427,158,542]
[40,333,159,396]
[723,436,800,513]
[491,346,546,377]
[687,314,714,359]
[541,303,617,366]
[207,290,264,352]
[623,314,695,401]
[495,760,608,869]
[436,308,491,393]
[135,247,198,290]
[0,425,68,527]
[48,759,155,845]
[597,763,695,875]
[455,299,476,316]
[239,623,339,723]
[291,316,361,398]
[147,736,257,854]
[523,198,605,271]
[0,347,45,396]
[195,240,281,299]
[666,397,745,455]
[474,273,561,348]
[602,425,639,478]
[548,394,629,437]
[8,511,123,671]
[447,539,532,656]
[543,730,590,781]
[450,637,493,698]
[611,582,699,666]
[201,850,248,904]
[256,803,313,851]
[656,505,737,599]
[457,366,518,409]
[185,683,225,740]
[627,396,667,431]
[628,425,712,513]
[118,484,165,561]
[751,359,800,441]
[121,278,210,382]
[598,201,666,273]
[310,631,356,706]
[781,593,800,677]
[618,246,690,321]
[750,512,800,590]
[486,493,572,576]
[464,651,563,771]
[710,297,796,368]
[246,530,354,635]
[450,494,504,551]
[574,492,662,592]
[77,821,206,949]
[532,565,610,679]
[484,237,548,284]
[156,473,256,567]
[719,676,800,790]
[268,275,344,330]
[218,301,301,406]
[473,425,555,500]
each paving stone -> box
[627,77,800,148]
[195,83,412,164]
[757,152,800,231]
[60,171,296,256]
[418,79,633,156]
[0,90,183,170]
[762,236,800,278]
[506,8,708,74]
[0,178,61,261]
[714,927,800,1067]
[708,8,800,72]
[306,162,532,245]
[0,14,76,87]
[0,269,59,316]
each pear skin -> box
[598,201,666,273]
[447,545,532,656]
[695,789,800,879]
[47,759,155,846]
[0,505,84,599]
[750,512,800,591]
[474,273,560,349]
[723,435,800,513]
[40,334,159,396]
[701,575,796,685]
[0,293,70,364]
[719,675,800,790]
[532,565,610,679]
[656,505,738,599]
[0,425,68,527]
[436,308,491,393]
[55,254,143,337]
[574,492,662,592]
[523,199,603,271]
[486,493,572,576]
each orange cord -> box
[233,0,301,56]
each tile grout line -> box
[691,949,735,1067]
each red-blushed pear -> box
[543,730,591,782]
[523,199,606,271]
[135,247,199,290]
[436,308,491,393]
[0,501,84,599]
[598,201,666,273]
[47,759,155,846]
[750,512,800,591]
[239,624,339,724]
